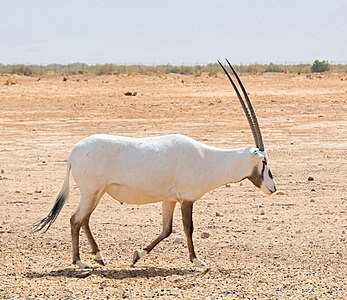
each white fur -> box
[94,251,103,261]
[137,249,148,258]
[68,133,275,205]
[76,260,89,269]
[192,258,206,267]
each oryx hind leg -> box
[82,211,105,266]
[132,200,176,266]
[70,188,105,269]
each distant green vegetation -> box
[264,62,283,73]
[0,60,345,76]
[311,60,331,73]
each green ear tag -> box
[251,149,263,158]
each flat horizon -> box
[0,1,346,65]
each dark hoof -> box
[132,250,140,267]
[94,259,105,266]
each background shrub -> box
[264,63,283,73]
[311,60,330,72]
[0,60,344,76]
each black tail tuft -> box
[33,192,67,233]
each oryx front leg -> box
[132,200,176,266]
[181,200,206,267]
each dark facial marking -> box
[248,166,264,188]
[262,160,273,180]
[261,162,266,176]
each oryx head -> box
[218,59,277,195]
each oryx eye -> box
[262,161,267,165]
[268,170,273,179]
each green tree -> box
[311,60,330,72]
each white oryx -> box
[34,59,276,269]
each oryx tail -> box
[33,162,71,232]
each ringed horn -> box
[217,58,265,151]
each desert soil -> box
[0,72,346,299]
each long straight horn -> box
[217,60,261,150]
[225,58,265,151]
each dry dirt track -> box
[0,72,346,299]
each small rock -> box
[124,91,137,96]
[1,169,4,174]
[260,210,265,215]
[308,176,314,181]
[173,237,184,244]
[276,191,285,195]
[200,232,210,239]
[215,212,223,217]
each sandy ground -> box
[0,71,346,299]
